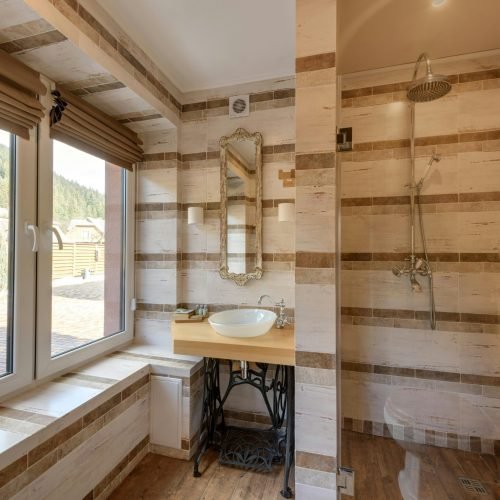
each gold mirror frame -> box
[219,127,263,286]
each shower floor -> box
[341,430,499,499]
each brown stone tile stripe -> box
[296,451,337,472]
[339,130,500,164]
[0,29,67,54]
[296,351,336,369]
[0,375,150,494]
[137,197,298,214]
[178,303,295,319]
[0,407,57,427]
[182,90,295,113]
[342,418,498,456]
[262,143,295,154]
[136,303,177,313]
[262,253,295,263]
[341,252,500,263]
[341,68,500,100]
[118,113,163,123]
[342,361,500,387]
[296,152,335,170]
[180,143,295,164]
[296,252,335,268]
[347,129,500,153]
[181,432,200,451]
[142,152,181,162]
[296,52,336,73]
[135,253,180,262]
[342,191,500,207]
[225,409,273,426]
[262,198,295,209]
[135,202,181,212]
[50,0,181,112]
[341,306,500,327]
[91,435,149,498]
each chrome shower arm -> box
[411,52,432,83]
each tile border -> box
[296,252,335,269]
[341,252,500,263]
[342,361,500,387]
[296,351,336,370]
[296,52,336,73]
[341,305,500,328]
[295,451,337,473]
[342,420,498,456]
[341,68,500,101]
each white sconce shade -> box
[278,202,295,222]
[188,206,204,225]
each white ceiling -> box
[338,0,500,75]
[99,0,295,92]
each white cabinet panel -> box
[150,376,182,448]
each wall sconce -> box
[188,206,204,225]
[278,202,295,222]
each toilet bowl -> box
[383,388,494,500]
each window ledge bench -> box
[0,347,203,499]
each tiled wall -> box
[134,78,296,429]
[179,78,296,312]
[340,50,500,456]
[294,0,338,498]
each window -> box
[49,141,126,356]
[36,131,134,379]
[0,130,14,378]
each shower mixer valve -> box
[392,257,432,294]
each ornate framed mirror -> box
[219,128,263,286]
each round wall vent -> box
[229,95,250,118]
[232,98,247,114]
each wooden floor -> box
[109,449,292,499]
[342,430,500,500]
[110,432,499,499]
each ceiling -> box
[0,0,170,134]
[99,0,295,92]
[338,0,500,74]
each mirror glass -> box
[219,128,262,286]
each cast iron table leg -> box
[193,358,222,477]
[280,365,294,498]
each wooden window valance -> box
[0,49,46,140]
[50,88,143,171]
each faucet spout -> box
[257,294,272,305]
[257,295,287,328]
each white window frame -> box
[0,130,37,397]
[35,116,135,380]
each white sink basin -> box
[208,309,277,338]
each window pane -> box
[51,141,125,357]
[0,130,14,376]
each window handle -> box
[50,226,63,251]
[25,223,39,252]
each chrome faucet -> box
[257,294,287,328]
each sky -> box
[0,131,106,194]
[0,131,9,147]
[53,140,105,194]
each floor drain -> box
[458,477,488,495]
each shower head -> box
[407,53,452,103]
[417,153,442,188]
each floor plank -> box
[341,430,500,500]
[110,431,499,499]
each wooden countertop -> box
[172,320,295,366]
